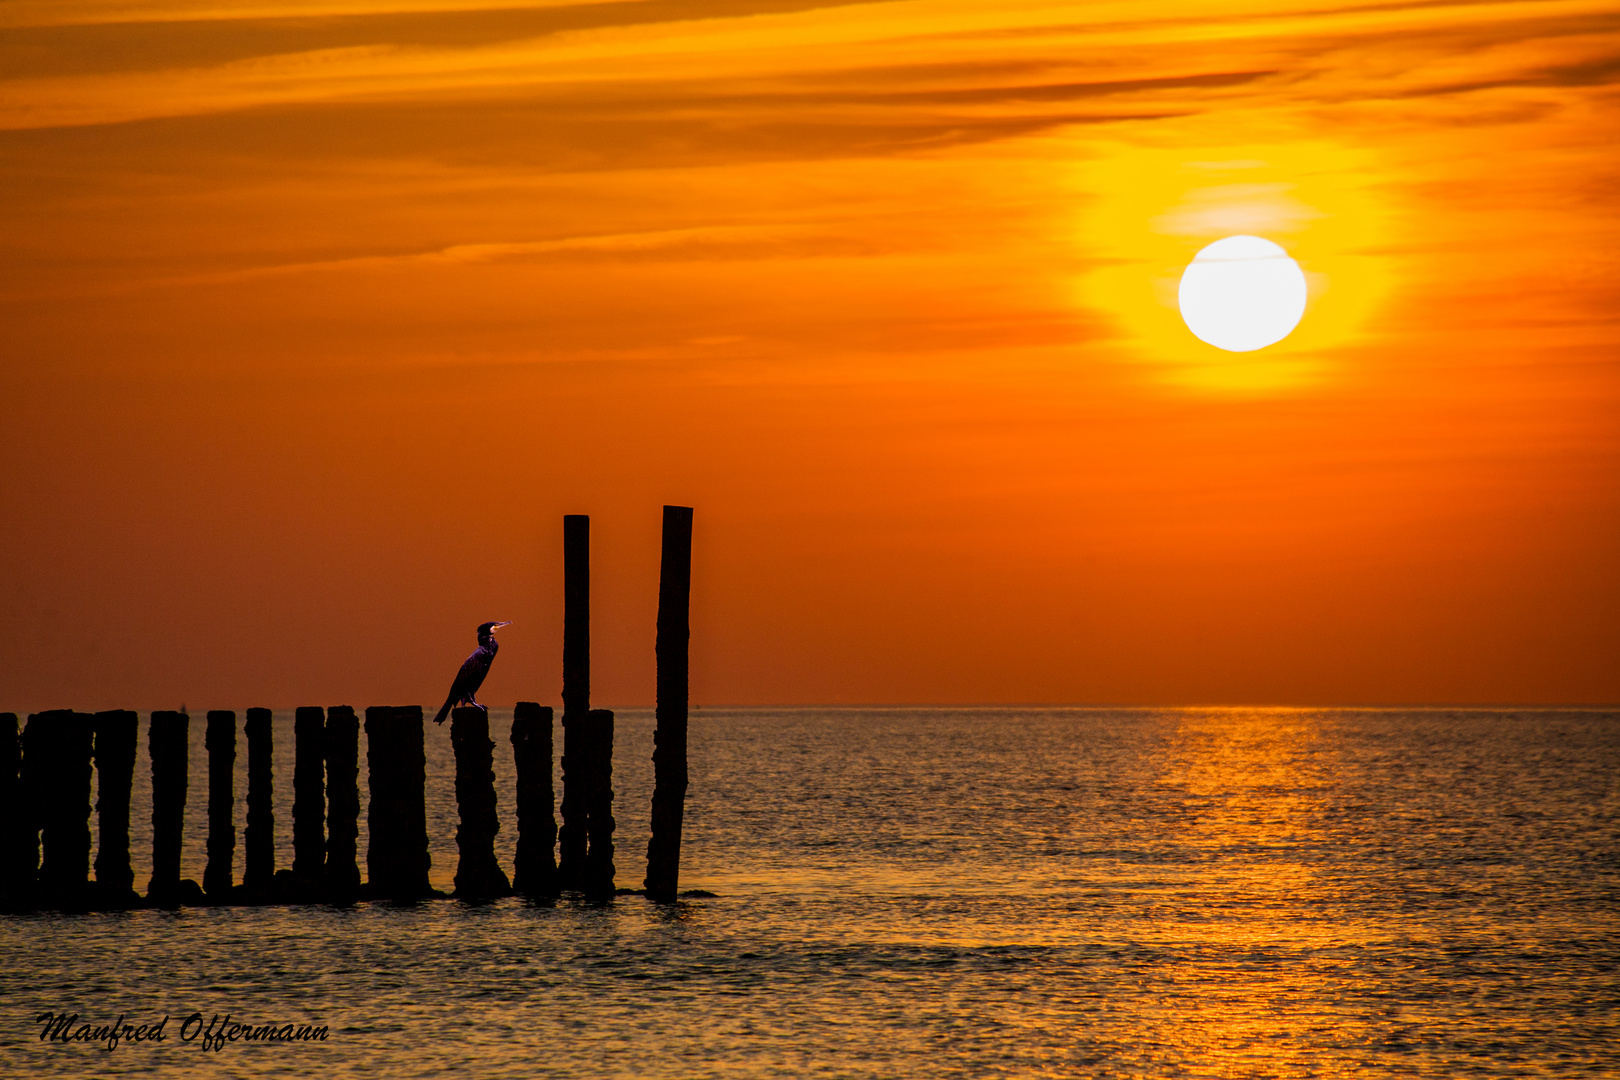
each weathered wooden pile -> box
[0,508,695,911]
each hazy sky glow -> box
[1,0,1617,709]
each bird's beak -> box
[495,621,512,630]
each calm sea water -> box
[3,707,1617,1077]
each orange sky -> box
[1,0,1617,710]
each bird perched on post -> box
[433,621,511,725]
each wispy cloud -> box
[0,0,643,31]
[0,0,1614,138]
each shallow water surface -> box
[3,707,1618,1077]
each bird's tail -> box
[432,690,457,726]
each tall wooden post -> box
[92,710,139,905]
[365,705,432,900]
[646,504,693,901]
[324,705,361,898]
[451,706,511,898]
[244,708,275,894]
[583,708,616,899]
[558,513,590,889]
[30,711,95,907]
[510,701,558,897]
[0,714,24,908]
[292,706,325,888]
[147,711,189,904]
[204,710,236,899]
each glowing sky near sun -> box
[0,0,1617,708]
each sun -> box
[1069,133,1392,393]
[1178,235,1307,352]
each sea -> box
[2,707,1617,1077]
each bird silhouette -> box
[433,621,511,725]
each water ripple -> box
[3,707,1617,1077]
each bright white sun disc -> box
[1177,235,1307,352]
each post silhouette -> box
[16,715,44,906]
[366,705,432,900]
[400,706,432,897]
[558,513,590,889]
[364,705,398,896]
[583,708,616,899]
[645,505,693,901]
[147,711,189,904]
[292,706,325,888]
[510,701,558,897]
[26,711,94,907]
[92,710,138,904]
[204,710,236,899]
[451,706,511,898]
[244,708,274,893]
[0,714,24,908]
[324,705,361,898]
[42,711,93,907]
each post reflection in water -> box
[2,707,1614,1077]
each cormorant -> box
[432,621,511,725]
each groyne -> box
[0,507,697,911]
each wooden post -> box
[31,710,95,907]
[451,706,511,899]
[92,710,139,905]
[559,711,586,891]
[510,702,558,897]
[15,714,46,907]
[292,706,325,888]
[558,513,590,889]
[324,705,361,898]
[646,504,693,901]
[204,710,236,900]
[365,705,432,900]
[583,708,616,899]
[147,711,189,904]
[399,705,431,897]
[563,515,591,728]
[363,705,395,896]
[244,708,274,895]
[0,714,24,908]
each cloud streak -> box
[0,0,1613,133]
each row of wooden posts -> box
[0,507,694,910]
